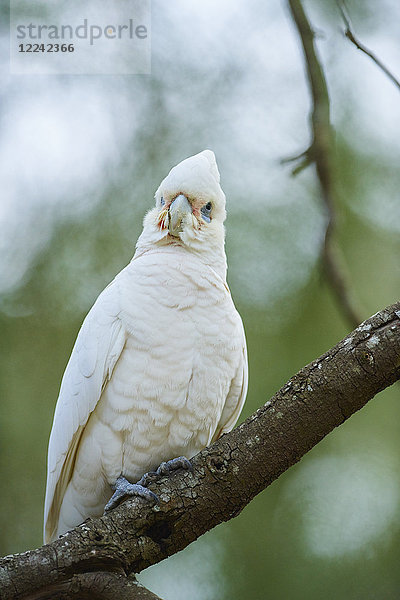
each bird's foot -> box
[104,457,192,513]
[137,456,193,487]
[104,475,159,513]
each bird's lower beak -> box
[168,194,192,237]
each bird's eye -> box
[201,202,212,223]
[160,197,165,206]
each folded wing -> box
[212,322,248,442]
[43,283,126,543]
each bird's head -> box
[136,150,227,270]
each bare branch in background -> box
[1,302,399,600]
[286,0,364,329]
[337,0,400,91]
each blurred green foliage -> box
[1,190,399,598]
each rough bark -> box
[19,572,163,600]
[1,302,399,599]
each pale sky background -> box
[1,0,399,305]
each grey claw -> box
[136,457,192,488]
[156,456,192,476]
[104,476,159,513]
[113,457,192,514]
[136,470,158,487]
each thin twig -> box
[337,0,400,91]
[286,0,363,329]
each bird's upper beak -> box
[168,194,192,237]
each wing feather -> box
[212,323,248,442]
[43,282,126,543]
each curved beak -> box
[168,194,192,237]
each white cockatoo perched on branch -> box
[44,150,248,544]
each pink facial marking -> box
[191,206,201,219]
[157,209,169,230]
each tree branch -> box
[1,302,399,599]
[286,0,363,329]
[22,572,163,600]
[337,0,400,91]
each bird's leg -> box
[137,456,193,487]
[104,457,192,513]
[104,475,159,513]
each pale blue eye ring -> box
[201,201,212,223]
[160,197,165,206]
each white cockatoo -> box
[44,150,248,544]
